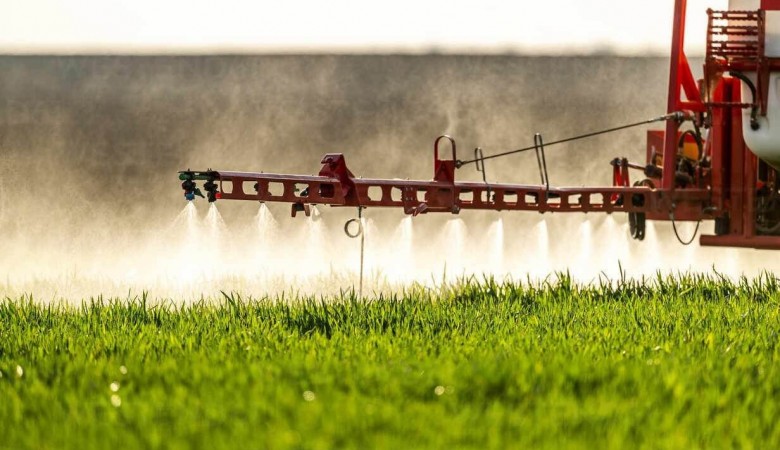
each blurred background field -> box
[1,55,777,301]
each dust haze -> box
[0,55,774,301]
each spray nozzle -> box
[181,178,204,201]
[203,179,219,203]
[291,202,311,217]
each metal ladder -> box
[704,9,766,120]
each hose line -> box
[669,207,701,246]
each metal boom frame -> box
[179,0,780,250]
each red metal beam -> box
[663,0,688,191]
[699,234,780,249]
[762,0,780,10]
[201,150,712,219]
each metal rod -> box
[475,147,491,201]
[534,133,550,191]
[534,135,544,186]
[456,113,678,167]
[358,206,365,298]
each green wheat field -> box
[1,273,779,449]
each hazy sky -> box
[3,0,728,54]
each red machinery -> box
[180,0,780,250]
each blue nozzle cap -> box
[185,192,195,201]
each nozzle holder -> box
[204,178,219,203]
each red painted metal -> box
[664,0,702,192]
[705,9,773,115]
[180,0,780,250]
[708,80,729,214]
[762,0,780,11]
[208,149,711,218]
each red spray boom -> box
[180,0,780,250]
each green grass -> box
[1,273,780,449]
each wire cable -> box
[456,112,683,168]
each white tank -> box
[730,0,780,168]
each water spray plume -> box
[250,203,279,275]
[300,205,329,278]
[599,215,629,278]
[170,202,202,285]
[574,219,594,279]
[254,203,278,243]
[487,218,505,274]
[387,216,415,282]
[205,203,227,235]
[441,219,468,278]
[203,204,228,271]
[532,220,551,278]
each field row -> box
[1,273,779,449]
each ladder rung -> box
[709,48,760,53]
[710,31,760,37]
[710,40,759,45]
[708,48,761,53]
[709,53,761,58]
[710,41,758,48]
[708,55,760,60]
[709,9,761,17]
[708,48,760,52]
[711,25,759,31]
[709,43,760,49]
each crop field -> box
[1,274,780,449]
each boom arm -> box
[180,133,711,221]
[179,0,780,250]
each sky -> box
[2,0,729,54]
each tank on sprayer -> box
[729,0,780,169]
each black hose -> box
[669,208,701,246]
[677,129,702,156]
[728,70,760,130]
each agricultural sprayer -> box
[180,0,780,250]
